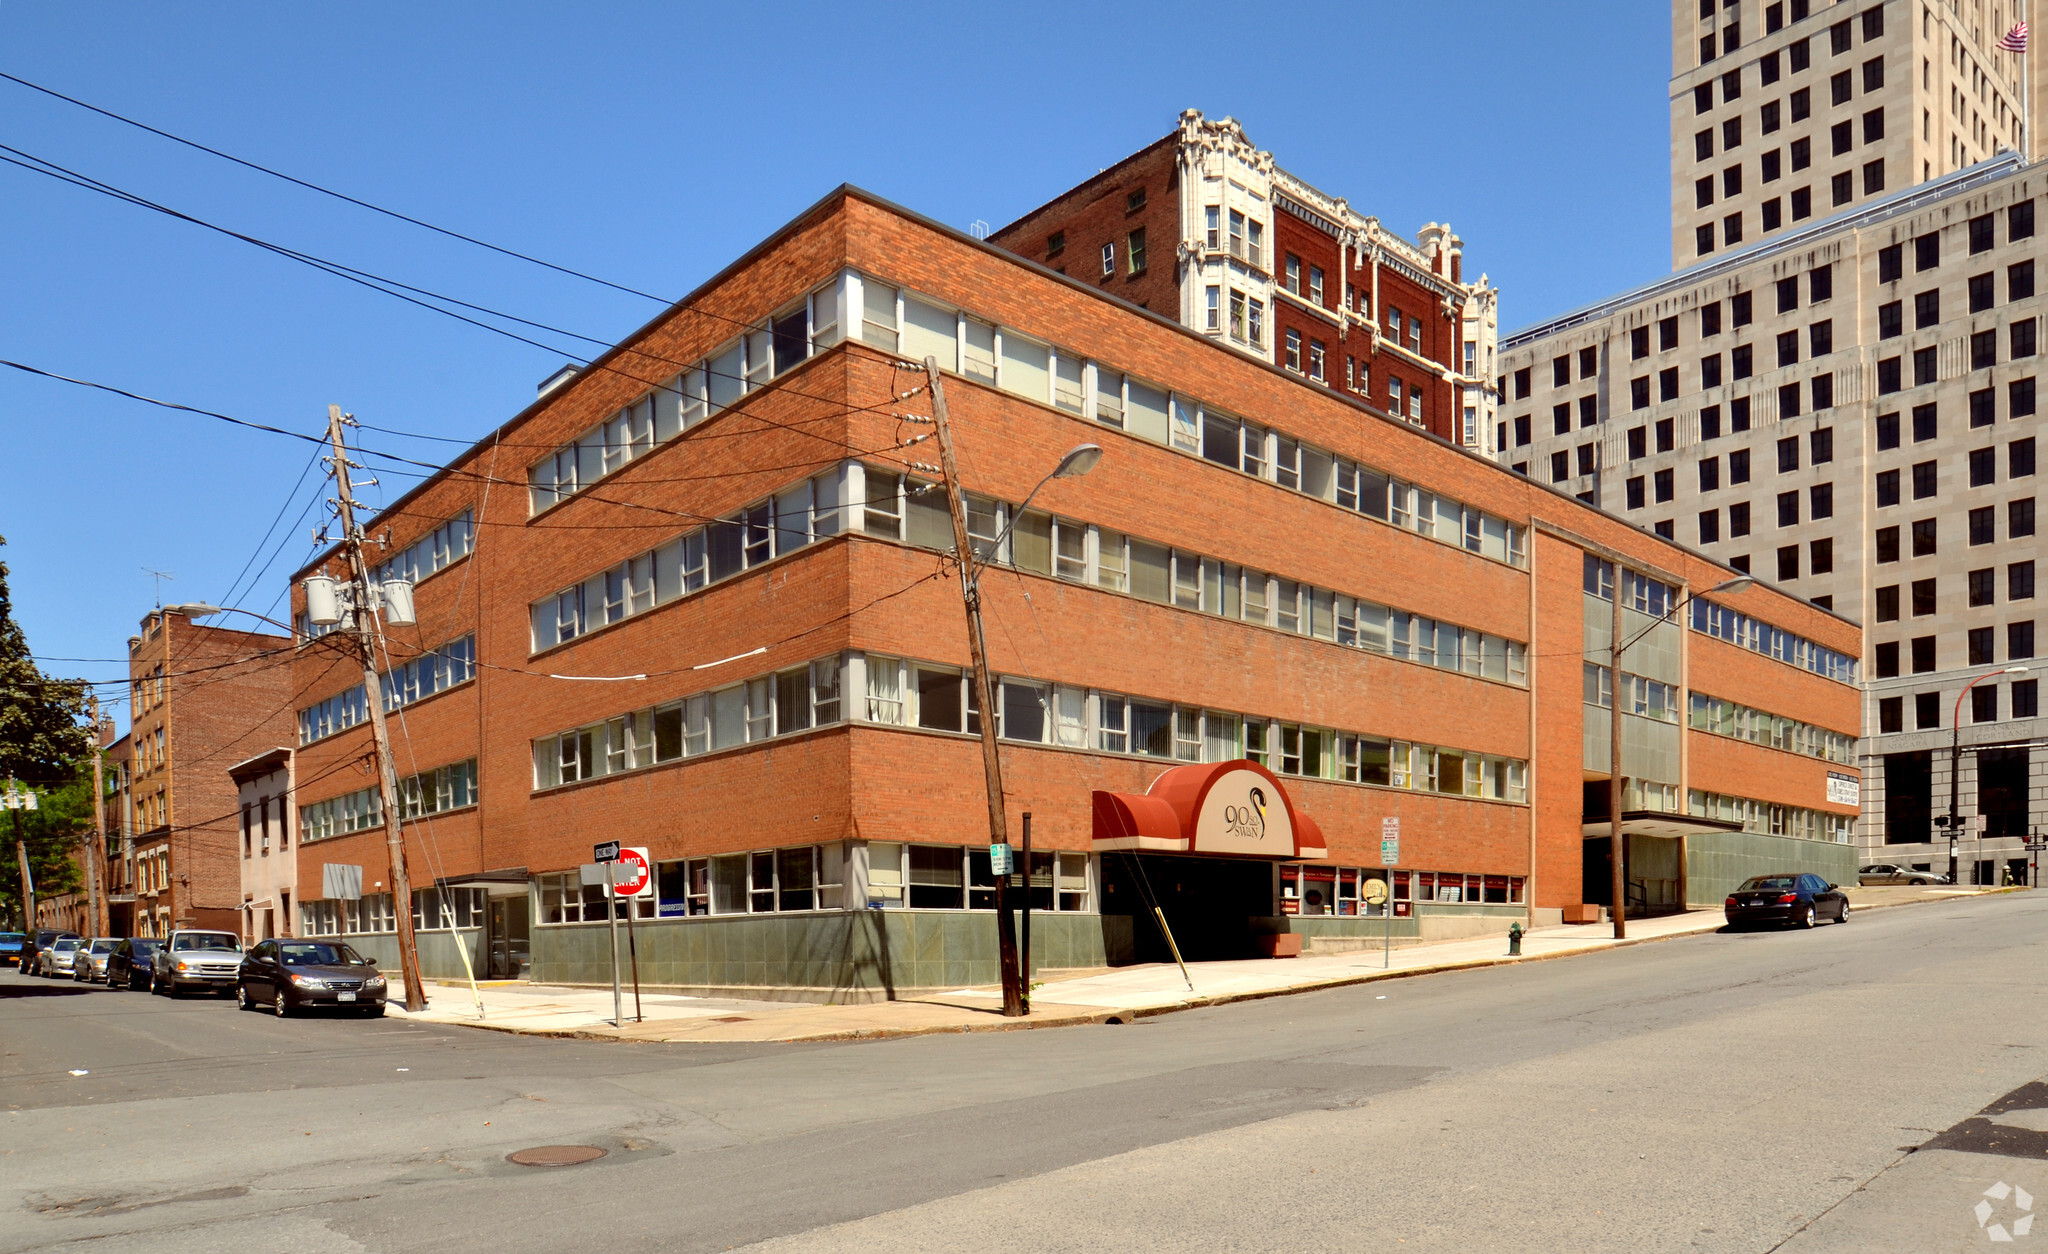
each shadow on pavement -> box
[0,981,96,999]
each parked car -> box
[149,930,244,997]
[1726,874,1850,929]
[71,938,121,983]
[35,936,82,977]
[0,933,24,967]
[235,939,387,1017]
[106,938,161,990]
[22,929,79,974]
[1858,863,1950,886]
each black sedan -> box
[1725,873,1850,929]
[105,938,162,990]
[235,939,388,1017]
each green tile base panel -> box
[523,911,1132,1005]
[1685,831,1860,907]
[301,930,484,981]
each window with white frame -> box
[397,758,477,820]
[298,785,382,842]
[371,509,475,588]
[536,871,655,923]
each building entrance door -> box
[1101,853,1274,963]
[487,896,530,979]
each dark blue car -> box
[1725,873,1850,929]
[0,933,23,967]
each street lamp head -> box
[163,602,221,617]
[2005,665,2032,675]
[1708,575,1755,595]
[1052,443,1103,479]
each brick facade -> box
[280,185,1858,990]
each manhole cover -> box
[507,1145,607,1167]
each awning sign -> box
[1192,768,1294,856]
[1826,772,1860,807]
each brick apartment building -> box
[991,111,1502,454]
[108,608,294,937]
[277,174,1859,999]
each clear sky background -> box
[0,1,1670,732]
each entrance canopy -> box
[1092,760,1328,860]
[436,869,533,898]
[1579,811,1744,839]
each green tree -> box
[0,761,92,924]
[1,534,94,928]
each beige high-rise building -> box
[1671,0,2039,271]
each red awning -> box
[1091,760,1328,860]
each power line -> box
[0,69,675,306]
[218,444,323,611]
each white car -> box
[36,937,81,977]
[1857,863,1949,886]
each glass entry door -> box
[487,895,530,979]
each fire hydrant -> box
[1507,922,1524,956]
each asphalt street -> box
[5,893,2046,1253]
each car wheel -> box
[234,984,250,1011]
[1836,901,1851,923]
[273,989,289,1018]
[363,1005,385,1018]
[1800,905,1817,929]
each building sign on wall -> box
[1191,767,1295,857]
[1826,772,1860,807]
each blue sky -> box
[0,1,1671,731]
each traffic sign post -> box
[612,847,650,1023]
[604,861,623,1027]
[593,840,621,863]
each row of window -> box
[1697,0,1865,68]
[1688,788,1857,842]
[525,270,1523,606]
[1878,561,2041,621]
[1689,597,1859,682]
[397,758,477,821]
[370,509,475,589]
[532,460,1531,689]
[298,784,381,843]
[1877,680,2040,732]
[300,887,486,937]
[529,649,1531,803]
[1876,620,2038,680]
[526,283,833,513]
[1581,663,1682,724]
[1688,692,1857,763]
[296,635,477,744]
[1280,864,1526,916]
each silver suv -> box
[150,930,244,997]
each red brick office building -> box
[991,110,1500,452]
[282,180,1859,998]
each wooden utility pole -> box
[923,359,1026,1017]
[1609,566,1627,940]
[326,405,427,1012]
[88,695,106,937]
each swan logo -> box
[1222,787,1268,842]
[1977,1181,2035,1242]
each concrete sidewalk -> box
[385,884,2023,1044]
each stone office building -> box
[1499,154,2043,882]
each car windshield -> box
[1740,876,1800,892]
[130,940,160,955]
[278,942,368,966]
[52,939,79,952]
[0,934,22,944]
[89,940,118,953]
[171,933,242,952]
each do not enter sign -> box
[610,847,652,898]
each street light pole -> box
[1947,664,2030,884]
[919,358,1102,1018]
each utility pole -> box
[924,359,1026,1018]
[1608,563,1627,941]
[87,695,106,937]
[325,405,427,1012]
[13,809,31,933]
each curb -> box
[398,889,2033,1043]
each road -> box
[4,893,2046,1253]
